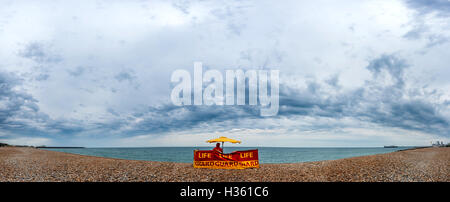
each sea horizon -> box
[37,145,422,148]
[40,146,415,164]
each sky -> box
[0,0,449,147]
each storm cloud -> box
[0,0,449,146]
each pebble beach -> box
[0,147,448,182]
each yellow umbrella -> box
[206,136,241,149]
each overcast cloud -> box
[0,0,449,147]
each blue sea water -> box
[41,147,411,163]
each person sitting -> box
[213,143,223,153]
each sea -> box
[40,147,412,163]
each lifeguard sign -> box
[194,136,259,169]
[193,149,259,169]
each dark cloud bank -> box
[404,0,450,16]
[1,54,449,140]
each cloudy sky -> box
[0,0,449,147]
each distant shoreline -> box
[38,146,416,163]
[37,146,424,148]
[0,146,448,182]
[36,146,85,149]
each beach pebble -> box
[0,147,448,182]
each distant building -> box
[0,143,9,147]
[431,141,445,147]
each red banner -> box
[193,149,259,169]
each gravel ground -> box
[0,147,448,182]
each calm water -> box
[41,147,411,163]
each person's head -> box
[216,143,220,147]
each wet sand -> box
[0,146,448,182]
